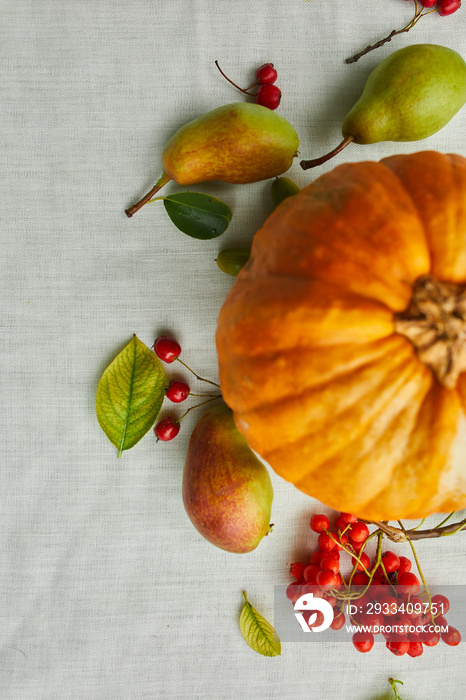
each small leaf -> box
[96,335,166,457]
[161,192,232,239]
[239,591,281,657]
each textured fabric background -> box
[2,1,466,698]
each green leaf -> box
[96,335,166,457]
[239,591,281,657]
[161,192,232,239]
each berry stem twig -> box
[362,514,466,541]
[397,520,433,614]
[175,357,221,388]
[345,1,434,64]
[214,60,255,95]
[176,394,223,422]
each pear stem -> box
[214,60,256,96]
[125,172,171,218]
[300,136,353,170]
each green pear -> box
[126,102,299,216]
[217,247,251,276]
[182,403,273,553]
[301,44,466,170]
[270,176,300,207]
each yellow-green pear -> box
[126,102,299,216]
[182,403,273,553]
[301,44,466,170]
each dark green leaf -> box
[161,192,232,239]
[239,591,281,657]
[96,335,166,457]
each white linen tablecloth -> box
[2,1,466,697]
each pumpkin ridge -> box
[230,334,418,423]
[252,348,427,478]
[217,276,395,359]
[290,363,432,515]
[220,336,414,416]
[246,159,430,310]
[382,152,466,282]
[360,384,461,519]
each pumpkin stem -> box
[394,275,466,389]
[300,136,354,170]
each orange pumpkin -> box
[216,151,466,521]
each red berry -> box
[394,613,412,635]
[154,336,181,363]
[309,551,327,566]
[377,594,399,616]
[386,634,410,656]
[324,594,337,607]
[316,569,339,590]
[351,551,370,572]
[398,572,421,595]
[317,532,335,553]
[339,512,358,524]
[351,572,370,586]
[330,532,348,551]
[306,610,326,629]
[407,640,424,657]
[406,596,424,618]
[256,83,281,110]
[431,594,450,615]
[286,582,302,603]
[303,564,320,584]
[421,629,440,647]
[433,615,448,627]
[289,561,307,581]
[310,514,330,533]
[348,522,369,543]
[330,610,346,630]
[438,0,461,14]
[397,556,412,575]
[255,62,277,84]
[381,551,400,573]
[320,555,340,575]
[353,631,374,653]
[165,379,190,403]
[350,538,365,552]
[335,515,350,532]
[358,611,383,632]
[154,417,180,441]
[419,0,438,5]
[441,626,461,646]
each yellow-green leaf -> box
[239,591,281,657]
[96,335,166,456]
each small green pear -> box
[270,176,300,207]
[301,44,466,170]
[217,247,251,276]
[126,102,299,216]
[182,403,273,553]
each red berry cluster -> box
[417,0,461,14]
[287,512,461,656]
[215,61,282,110]
[152,336,221,441]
